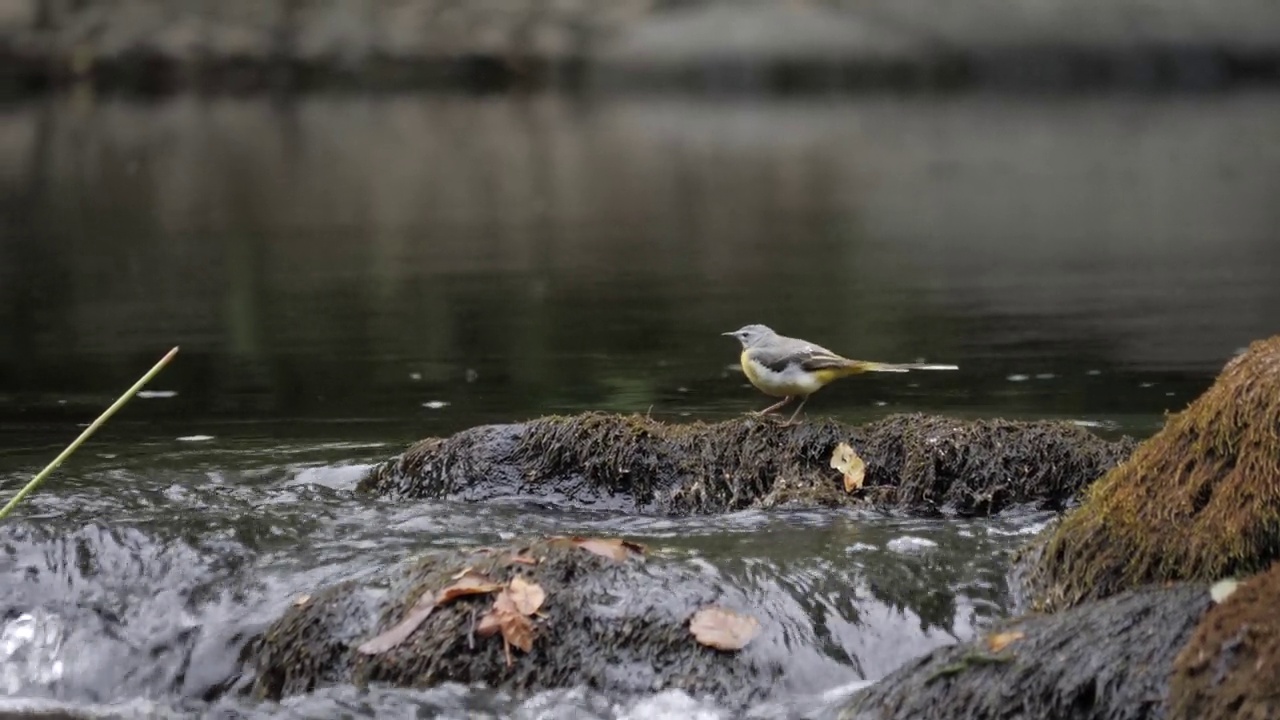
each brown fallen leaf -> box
[358,573,503,655]
[476,610,501,637]
[507,553,539,566]
[689,606,761,651]
[571,537,645,562]
[450,566,474,580]
[477,589,537,666]
[357,591,437,655]
[830,442,866,493]
[502,612,534,654]
[986,630,1025,653]
[507,576,546,616]
[437,572,503,605]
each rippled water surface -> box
[1,89,1278,718]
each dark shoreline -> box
[3,44,1279,99]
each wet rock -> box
[358,412,1136,517]
[834,582,1213,720]
[246,538,781,708]
[1169,561,1280,720]
[1016,335,1280,613]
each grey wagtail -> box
[723,324,958,422]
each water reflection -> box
[3,93,1278,436]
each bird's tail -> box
[850,361,959,373]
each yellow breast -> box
[740,351,828,397]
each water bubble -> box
[422,401,449,410]
[137,390,178,399]
[176,435,215,442]
[1006,374,1029,382]
[886,536,938,553]
[0,611,65,694]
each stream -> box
[2,90,1278,718]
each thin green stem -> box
[0,346,180,521]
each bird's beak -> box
[722,331,736,337]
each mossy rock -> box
[834,582,1213,720]
[1016,336,1280,613]
[245,538,783,708]
[1169,562,1280,720]
[359,412,1135,517]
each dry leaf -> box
[476,610,502,637]
[292,594,311,607]
[508,553,539,566]
[689,606,761,651]
[830,442,866,493]
[571,537,645,562]
[507,576,546,616]
[499,604,535,654]
[450,566,474,580]
[477,589,537,666]
[357,591,437,655]
[437,572,503,605]
[986,631,1025,653]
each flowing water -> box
[1,89,1278,718]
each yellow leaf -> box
[986,630,1025,653]
[830,442,866,493]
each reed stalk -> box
[0,346,180,521]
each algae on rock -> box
[246,539,782,707]
[1169,561,1280,720]
[358,412,1135,517]
[1017,335,1280,613]
[836,583,1212,720]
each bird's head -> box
[722,324,775,348]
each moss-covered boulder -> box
[359,413,1135,517]
[1169,562,1280,720]
[245,538,784,708]
[1016,336,1280,613]
[834,582,1213,720]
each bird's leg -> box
[752,396,793,416]
[783,396,809,425]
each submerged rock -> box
[245,538,782,708]
[358,412,1135,516]
[1169,561,1280,720]
[1017,336,1280,613]
[834,583,1213,720]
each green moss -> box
[1020,335,1280,612]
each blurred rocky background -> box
[2,0,1280,93]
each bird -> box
[723,324,958,423]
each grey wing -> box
[749,338,848,373]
